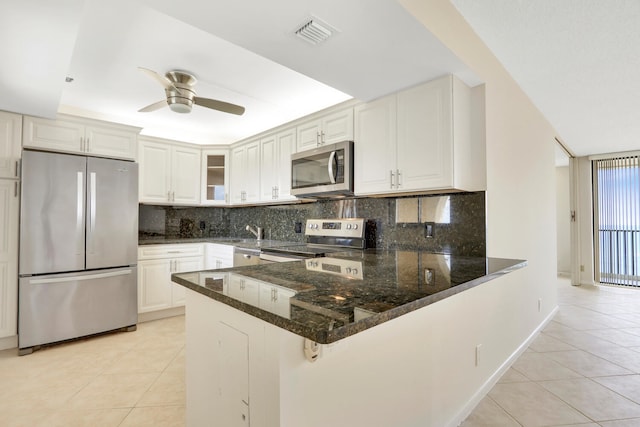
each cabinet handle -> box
[85,137,89,151]
[390,170,395,189]
[320,131,325,145]
[80,137,83,151]
[172,191,175,202]
[316,131,321,147]
[15,160,20,178]
[167,191,171,201]
[14,181,19,197]
[397,169,401,187]
[275,186,279,199]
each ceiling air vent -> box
[294,18,335,45]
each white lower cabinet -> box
[0,179,19,343]
[205,243,234,269]
[137,244,204,313]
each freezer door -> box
[86,157,138,269]
[19,151,86,275]
[18,267,138,349]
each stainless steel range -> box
[259,218,374,262]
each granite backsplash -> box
[139,192,486,256]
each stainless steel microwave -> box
[291,141,354,198]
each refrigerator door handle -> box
[88,172,97,252]
[29,269,134,284]
[77,171,85,243]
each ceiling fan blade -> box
[194,97,245,116]
[138,67,182,94]
[138,100,168,113]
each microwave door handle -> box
[328,151,337,184]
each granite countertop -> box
[138,236,299,251]
[171,249,526,344]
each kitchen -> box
[0,0,561,426]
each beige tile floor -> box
[0,315,186,427]
[463,278,640,427]
[2,278,640,427]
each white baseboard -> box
[448,305,559,427]
[138,306,185,323]
[0,335,18,351]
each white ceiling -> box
[451,0,640,158]
[0,0,479,145]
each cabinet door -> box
[228,276,260,306]
[173,256,204,306]
[138,141,172,203]
[243,141,261,203]
[276,127,296,201]
[85,124,137,160]
[171,145,201,204]
[259,134,278,201]
[22,116,84,153]
[0,180,19,338]
[201,150,229,205]
[397,78,453,191]
[296,119,321,151]
[138,259,172,313]
[229,145,246,204]
[0,112,22,179]
[354,95,397,195]
[322,108,354,145]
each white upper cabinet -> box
[22,115,139,160]
[296,108,354,151]
[354,95,397,194]
[0,112,22,180]
[230,140,260,204]
[201,149,229,205]
[259,127,296,202]
[355,75,483,196]
[138,137,201,205]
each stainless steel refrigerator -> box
[18,150,138,355]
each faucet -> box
[245,225,264,241]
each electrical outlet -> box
[294,222,303,233]
[580,265,585,272]
[538,298,542,312]
[424,222,435,238]
[475,344,482,367]
[199,221,206,230]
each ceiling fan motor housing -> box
[165,71,197,113]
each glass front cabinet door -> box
[201,149,229,205]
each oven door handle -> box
[327,150,337,184]
[259,252,307,263]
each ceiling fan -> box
[137,67,245,115]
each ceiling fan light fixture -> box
[169,102,192,114]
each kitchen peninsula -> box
[172,250,525,427]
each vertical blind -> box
[593,155,640,287]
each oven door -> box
[291,141,353,197]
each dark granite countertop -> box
[171,249,526,344]
[138,236,298,251]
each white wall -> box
[556,166,571,275]
[397,0,560,422]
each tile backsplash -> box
[139,191,486,256]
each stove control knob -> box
[352,268,358,275]
[308,223,313,229]
[345,267,352,274]
[346,224,352,230]
[353,224,359,230]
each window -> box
[593,156,640,287]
